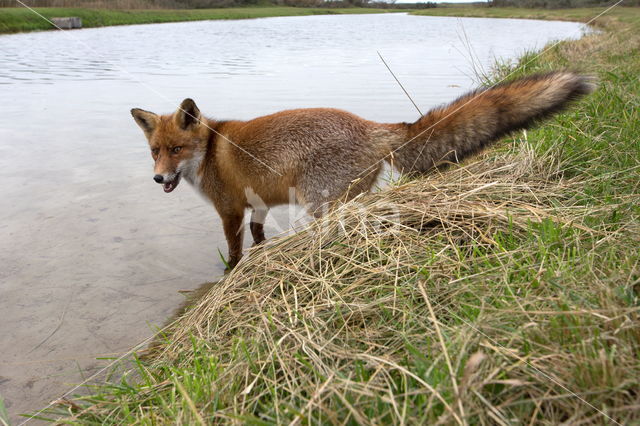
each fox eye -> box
[151,148,159,156]
[172,146,182,154]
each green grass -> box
[0,397,9,426]
[411,5,617,22]
[40,7,640,425]
[0,6,401,34]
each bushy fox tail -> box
[389,72,596,174]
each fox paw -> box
[224,257,241,273]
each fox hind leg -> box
[250,208,268,246]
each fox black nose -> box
[153,174,164,183]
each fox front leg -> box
[221,211,244,271]
[250,208,269,246]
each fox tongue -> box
[161,172,180,193]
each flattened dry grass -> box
[47,7,640,426]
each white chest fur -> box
[178,150,204,189]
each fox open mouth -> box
[163,173,181,193]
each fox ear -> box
[176,98,201,130]
[131,108,158,135]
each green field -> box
[34,6,640,425]
[0,6,400,34]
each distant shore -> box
[0,6,403,34]
[410,6,620,23]
[1,5,628,36]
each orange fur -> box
[131,71,594,269]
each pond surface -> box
[0,13,586,421]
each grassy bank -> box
[411,4,635,23]
[0,6,399,34]
[43,7,640,425]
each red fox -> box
[131,71,594,270]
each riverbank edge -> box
[0,5,628,36]
[0,6,404,35]
[38,7,640,425]
[410,5,625,23]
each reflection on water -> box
[0,13,586,421]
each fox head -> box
[131,98,208,193]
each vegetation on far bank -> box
[489,0,640,8]
[0,6,402,34]
[3,0,637,34]
[411,4,640,23]
[35,6,640,425]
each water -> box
[0,13,585,421]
